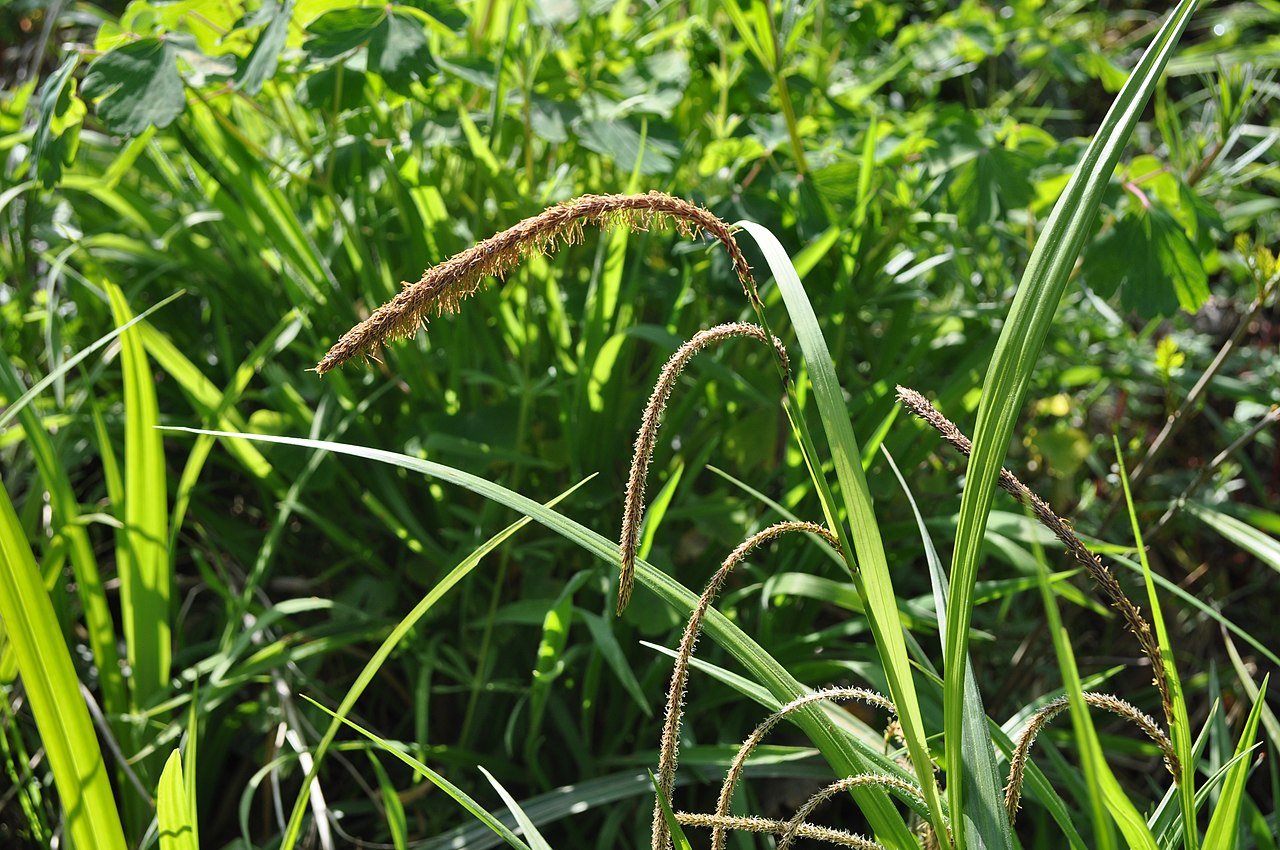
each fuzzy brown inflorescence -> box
[618,323,789,615]
[711,686,901,850]
[674,813,885,850]
[651,521,836,850]
[894,385,1178,770]
[316,192,758,374]
[778,774,931,850]
[1004,692,1175,824]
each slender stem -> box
[1147,404,1280,540]
[1110,267,1279,519]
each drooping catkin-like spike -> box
[1004,692,1176,824]
[316,192,758,374]
[618,323,790,615]
[778,775,932,850]
[674,813,885,850]
[712,686,898,850]
[894,385,1177,766]
[652,521,836,850]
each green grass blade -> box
[1031,523,1157,850]
[1202,677,1267,850]
[106,282,171,707]
[882,447,1014,850]
[0,477,127,850]
[271,476,591,850]
[0,289,184,432]
[1115,437,1196,850]
[368,755,409,850]
[942,1,1198,839]
[165,426,919,850]
[1185,503,1280,574]
[304,697,533,850]
[736,219,949,846]
[650,770,694,850]
[157,750,198,850]
[481,766,556,850]
[0,356,126,716]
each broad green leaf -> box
[157,751,198,850]
[82,38,187,135]
[1085,206,1209,316]
[374,9,438,93]
[0,480,127,850]
[32,54,84,187]
[305,6,437,94]
[943,1,1198,841]
[234,0,294,94]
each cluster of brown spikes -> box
[313,191,1187,848]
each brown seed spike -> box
[316,192,758,374]
[651,521,837,850]
[894,385,1179,775]
[618,323,789,615]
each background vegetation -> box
[0,0,1277,847]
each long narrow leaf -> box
[0,478,127,850]
[737,220,948,845]
[942,2,1198,839]
[157,751,198,850]
[1202,677,1267,850]
[107,282,171,706]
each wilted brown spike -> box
[316,192,757,374]
[618,323,789,615]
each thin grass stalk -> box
[1004,692,1175,824]
[675,813,883,850]
[1119,259,1280,496]
[618,323,789,614]
[316,192,761,374]
[895,385,1177,755]
[779,775,931,850]
[711,686,898,850]
[652,521,836,850]
[1148,404,1280,539]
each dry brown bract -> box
[316,192,757,374]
